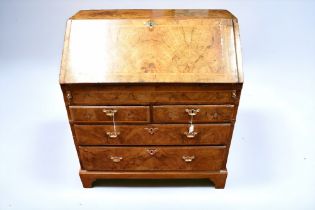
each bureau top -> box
[60,9,243,84]
[70,9,236,20]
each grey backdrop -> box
[1,0,314,210]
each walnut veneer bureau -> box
[60,9,243,189]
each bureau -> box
[60,9,243,189]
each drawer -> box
[79,146,226,171]
[68,87,237,105]
[74,124,231,145]
[153,105,234,123]
[69,106,150,123]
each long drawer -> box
[68,88,237,105]
[79,146,226,171]
[153,105,234,123]
[69,106,150,123]
[74,124,231,145]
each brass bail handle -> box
[185,109,199,138]
[103,109,119,138]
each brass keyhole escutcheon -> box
[144,127,158,135]
[146,148,158,156]
[144,20,157,29]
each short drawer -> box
[79,146,226,171]
[74,124,231,145]
[69,106,150,123]
[153,105,234,123]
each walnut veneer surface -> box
[60,9,243,189]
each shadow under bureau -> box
[60,9,243,189]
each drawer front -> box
[69,106,150,123]
[74,124,231,145]
[70,89,236,105]
[79,146,226,171]
[153,105,234,123]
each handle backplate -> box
[106,131,120,138]
[103,109,117,117]
[182,155,195,162]
[184,131,198,138]
[110,156,123,162]
[185,108,200,116]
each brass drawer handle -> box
[103,109,117,117]
[110,156,123,162]
[106,131,120,138]
[144,127,158,135]
[103,109,119,138]
[182,155,195,162]
[185,108,200,116]
[185,109,199,138]
[146,148,158,156]
[184,131,198,138]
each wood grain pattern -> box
[71,9,236,20]
[79,146,226,171]
[153,105,234,123]
[69,106,150,123]
[60,9,243,189]
[60,10,240,84]
[69,88,237,105]
[65,83,242,91]
[79,170,227,189]
[74,124,232,145]
[233,19,244,83]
